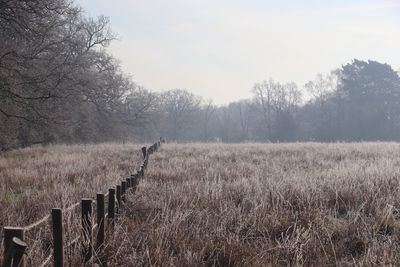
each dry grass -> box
[0,143,143,265]
[2,142,400,266]
[112,143,400,266]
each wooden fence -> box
[1,139,163,267]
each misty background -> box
[1,0,400,149]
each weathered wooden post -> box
[81,199,93,263]
[140,164,145,175]
[3,227,25,267]
[11,237,27,267]
[4,237,27,267]
[96,193,105,250]
[121,181,127,194]
[121,181,127,203]
[141,146,147,159]
[108,188,115,226]
[130,174,137,192]
[51,208,64,267]
[116,185,121,214]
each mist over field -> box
[1,0,400,266]
[1,0,400,149]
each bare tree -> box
[160,89,201,141]
[200,99,216,141]
[252,79,278,140]
[0,0,127,147]
[252,79,302,141]
[305,72,338,102]
[235,100,251,141]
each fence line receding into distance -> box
[2,139,163,267]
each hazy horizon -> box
[76,0,400,105]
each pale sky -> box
[77,0,400,105]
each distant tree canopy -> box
[169,60,400,143]
[1,0,399,148]
[336,60,400,140]
[301,60,400,142]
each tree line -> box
[170,60,400,143]
[0,0,156,149]
[1,0,400,149]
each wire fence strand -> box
[3,140,163,266]
[24,214,51,231]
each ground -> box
[1,143,400,266]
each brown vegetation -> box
[119,143,400,266]
[2,142,400,266]
[0,143,142,265]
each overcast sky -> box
[77,0,400,105]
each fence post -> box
[126,178,131,188]
[51,208,64,267]
[81,199,93,263]
[96,193,105,250]
[3,227,25,267]
[5,237,27,267]
[108,188,115,226]
[141,146,147,159]
[130,174,137,192]
[140,165,145,177]
[116,185,121,214]
[121,181,127,203]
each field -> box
[0,143,143,265]
[2,143,400,266]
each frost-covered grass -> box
[0,143,143,265]
[116,143,400,266]
[3,142,400,266]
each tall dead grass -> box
[2,142,400,266]
[0,143,142,265]
[108,143,400,266]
